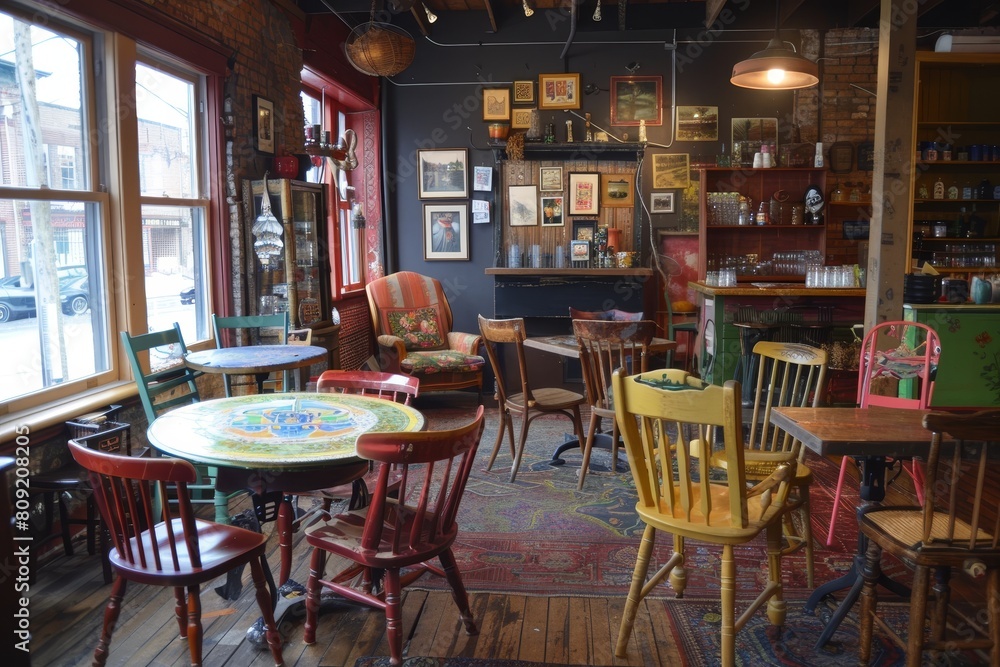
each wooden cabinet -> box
[908,53,1000,280]
[698,168,827,282]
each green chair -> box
[211,313,290,396]
[120,323,238,524]
[665,292,699,371]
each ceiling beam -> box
[410,5,429,35]
[483,0,498,33]
[705,0,725,27]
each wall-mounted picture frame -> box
[570,240,591,267]
[610,76,663,126]
[482,88,511,121]
[652,154,690,189]
[600,173,635,208]
[417,148,468,199]
[857,141,875,171]
[539,166,563,192]
[252,95,275,155]
[541,195,564,227]
[568,172,600,215]
[473,165,493,192]
[423,203,469,260]
[508,184,539,226]
[513,80,535,103]
[572,219,597,242]
[650,191,675,214]
[511,108,534,130]
[731,117,778,167]
[676,105,719,141]
[538,73,581,110]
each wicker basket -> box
[346,23,415,77]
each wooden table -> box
[184,344,327,393]
[770,405,931,648]
[147,392,424,639]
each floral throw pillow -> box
[386,307,445,351]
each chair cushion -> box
[401,350,485,376]
[385,306,446,351]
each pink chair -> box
[826,320,941,546]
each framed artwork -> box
[539,166,563,192]
[541,195,564,227]
[731,117,778,166]
[570,240,591,267]
[610,76,663,126]
[573,219,597,242]
[538,73,581,110]
[568,172,600,215]
[471,199,490,224]
[511,108,534,130]
[252,95,275,155]
[508,184,539,226]
[676,105,719,141]
[650,192,675,214]
[482,88,511,121]
[513,80,535,103]
[417,148,468,199]
[600,173,635,208]
[652,154,689,189]
[423,203,469,260]
[473,165,493,192]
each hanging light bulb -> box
[522,0,534,17]
[423,3,438,23]
[730,0,818,90]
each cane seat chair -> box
[858,409,1000,667]
[572,318,657,489]
[211,312,290,395]
[568,306,644,321]
[478,315,587,483]
[303,406,486,666]
[68,439,284,667]
[612,369,798,666]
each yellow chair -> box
[612,369,798,666]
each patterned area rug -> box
[354,658,594,667]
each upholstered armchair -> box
[366,271,485,396]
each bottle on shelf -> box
[947,180,960,200]
[814,142,824,168]
[956,207,968,238]
[963,180,974,200]
[933,176,945,200]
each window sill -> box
[0,381,138,446]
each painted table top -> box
[184,345,326,374]
[147,392,425,469]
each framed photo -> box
[473,165,493,192]
[538,73,581,110]
[572,219,596,242]
[418,148,468,199]
[676,105,719,141]
[513,80,535,103]
[539,166,563,192]
[650,191,675,214]
[600,173,635,208]
[508,185,539,226]
[570,240,591,266]
[423,203,469,260]
[652,154,690,189]
[482,88,511,121]
[610,76,663,126]
[731,117,778,166]
[511,107,534,130]
[568,172,600,215]
[252,95,275,155]
[541,195,564,227]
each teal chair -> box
[211,313,290,396]
[120,323,239,523]
[665,292,699,371]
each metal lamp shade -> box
[345,22,415,77]
[730,38,819,90]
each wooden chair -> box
[303,405,486,667]
[211,312,290,395]
[568,306,644,321]
[572,318,656,490]
[68,439,284,667]
[478,315,586,483]
[858,409,1000,667]
[366,271,485,396]
[708,341,828,588]
[612,368,798,666]
[827,320,941,546]
[121,324,235,524]
[665,291,699,370]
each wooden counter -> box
[690,282,867,298]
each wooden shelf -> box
[491,140,645,161]
[706,224,825,230]
[486,267,653,277]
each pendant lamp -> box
[345,0,416,78]
[730,1,818,90]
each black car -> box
[0,270,91,323]
[180,287,195,305]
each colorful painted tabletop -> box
[146,392,425,469]
[184,344,327,374]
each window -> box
[0,5,213,413]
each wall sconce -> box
[730,0,818,90]
[423,3,438,23]
[522,0,534,17]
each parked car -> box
[179,287,195,305]
[0,270,91,323]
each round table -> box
[184,344,328,393]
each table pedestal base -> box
[549,432,628,473]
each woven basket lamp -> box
[345,21,415,77]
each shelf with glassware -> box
[909,194,1000,276]
[698,167,827,283]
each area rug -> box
[354,658,594,667]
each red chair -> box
[316,370,419,405]
[826,320,941,546]
[303,405,486,666]
[68,439,284,667]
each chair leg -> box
[304,548,327,645]
[930,566,950,649]
[174,587,188,637]
[764,523,786,627]
[988,568,1000,667]
[383,568,404,666]
[858,538,881,666]
[827,455,853,546]
[578,412,601,490]
[907,565,931,667]
[439,547,478,635]
[615,524,657,658]
[669,535,687,596]
[185,585,202,666]
[509,412,531,483]
[720,543,736,667]
[93,577,127,667]
[56,492,74,557]
[249,555,285,666]
[485,405,508,472]
[801,492,814,590]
